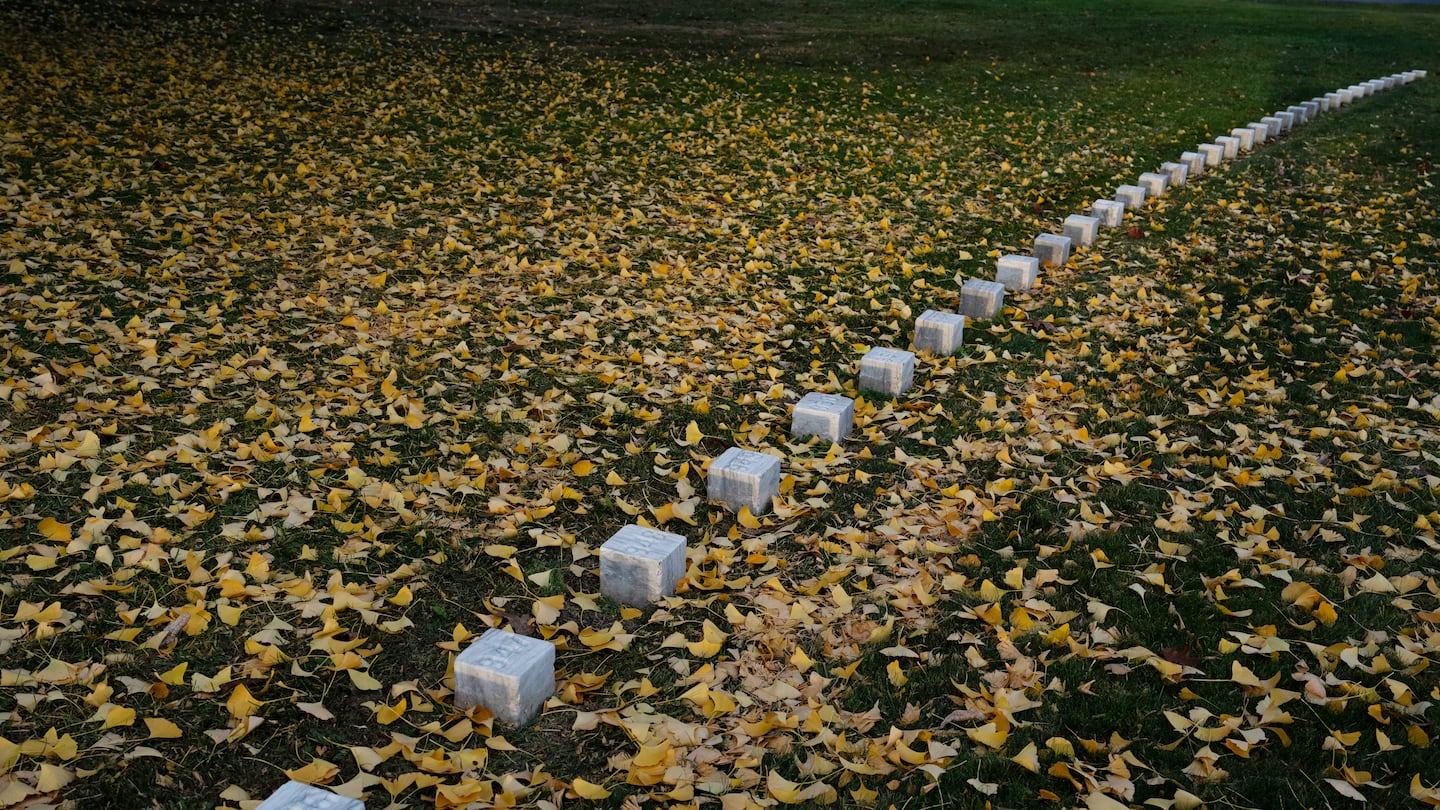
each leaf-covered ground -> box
[1,0,1438,807]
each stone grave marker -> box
[958,279,1007,320]
[256,782,364,810]
[1180,151,1206,178]
[1337,88,1354,105]
[1033,232,1073,266]
[995,255,1040,290]
[1287,104,1309,124]
[1115,184,1146,209]
[455,629,555,726]
[1062,215,1100,247]
[1092,198,1126,228]
[1228,128,1254,151]
[791,392,856,441]
[1261,115,1284,136]
[1160,161,1189,187]
[1275,111,1295,131]
[1248,121,1269,144]
[708,447,781,514]
[1138,171,1170,197]
[1197,143,1224,167]
[858,347,916,396]
[1215,136,1240,161]
[913,310,966,355]
[1302,100,1321,118]
[600,525,687,606]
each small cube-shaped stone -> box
[1228,128,1254,150]
[708,447,781,514]
[1302,100,1321,118]
[858,347,916,396]
[1138,172,1170,197]
[455,629,555,725]
[1314,96,1332,113]
[1180,151,1206,178]
[1198,143,1224,167]
[1248,122,1269,143]
[1034,233,1073,266]
[1092,198,1126,228]
[257,782,364,810]
[600,525,687,605]
[1063,215,1100,247]
[1275,111,1295,131]
[1262,116,1285,137]
[1381,77,1396,90]
[1215,136,1240,161]
[958,279,1007,320]
[791,392,856,441]
[1337,88,1353,105]
[913,310,966,356]
[1115,184,1146,209]
[995,255,1040,290]
[1287,105,1308,124]
[1160,161,1189,187]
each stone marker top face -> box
[458,629,553,678]
[797,391,854,411]
[603,525,684,559]
[865,347,915,366]
[257,782,364,810]
[714,446,780,476]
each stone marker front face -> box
[1115,184,1146,209]
[1138,172,1169,197]
[708,447,782,514]
[257,782,364,810]
[1228,128,1254,150]
[1033,233,1073,266]
[1161,161,1189,187]
[1275,111,1295,131]
[913,310,966,356]
[1180,152,1205,178]
[1198,143,1224,167]
[995,255,1040,291]
[858,347,916,397]
[790,391,856,441]
[1062,215,1099,247]
[1215,136,1240,161]
[600,525,687,605]
[958,279,1007,321]
[1092,199,1126,228]
[455,629,555,726]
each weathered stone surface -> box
[913,310,966,355]
[600,525,687,605]
[1092,198,1126,228]
[708,447,782,514]
[455,630,555,725]
[1115,184,1146,209]
[1034,232,1073,266]
[1161,161,1189,187]
[1180,151,1206,178]
[1198,143,1224,167]
[1314,95,1332,113]
[257,782,365,810]
[1138,171,1170,197]
[791,392,856,440]
[1337,88,1354,105]
[1288,104,1309,124]
[858,347,916,396]
[958,279,1007,321]
[1248,121,1269,143]
[1228,128,1254,151]
[994,255,1040,291]
[1063,215,1100,248]
[1215,136,1240,161]
[1302,100,1321,119]
[1275,111,1295,131]
[1261,115,1284,137]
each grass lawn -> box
[1,0,1438,807]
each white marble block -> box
[1062,215,1100,247]
[995,254,1040,290]
[1314,96,1332,113]
[1198,143,1224,167]
[1139,171,1170,197]
[455,629,555,725]
[791,392,856,440]
[1093,198,1126,228]
[1382,76,1396,90]
[913,310,966,356]
[600,525,687,605]
[1302,100,1321,119]
[1228,128,1254,150]
[1115,184,1146,209]
[1275,111,1295,131]
[1418,70,1429,80]
[1034,233,1073,266]
[1348,84,1366,99]
[958,279,1007,321]
[858,347,916,396]
[1248,121,1270,143]
[257,782,364,810]
[1180,151,1206,178]
[1261,115,1284,136]
[1161,161,1189,187]
[1215,136,1240,161]
[1337,88,1354,105]
[1325,91,1343,108]
[708,447,781,514]
[1288,105,1308,124]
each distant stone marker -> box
[1214,135,1241,161]
[708,447,781,514]
[858,347,916,396]
[600,525,686,606]
[1062,215,1100,247]
[913,310,966,355]
[1198,143,1224,167]
[1180,151,1206,178]
[1160,161,1190,186]
[995,255,1040,291]
[1115,184,1146,209]
[791,391,856,441]
[1138,171,1170,197]
[257,782,363,810]
[1033,232,1073,266]
[454,629,555,726]
[958,279,1007,320]
[1092,198,1126,228]
[1228,127,1254,151]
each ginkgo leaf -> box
[571,778,612,800]
[145,717,183,739]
